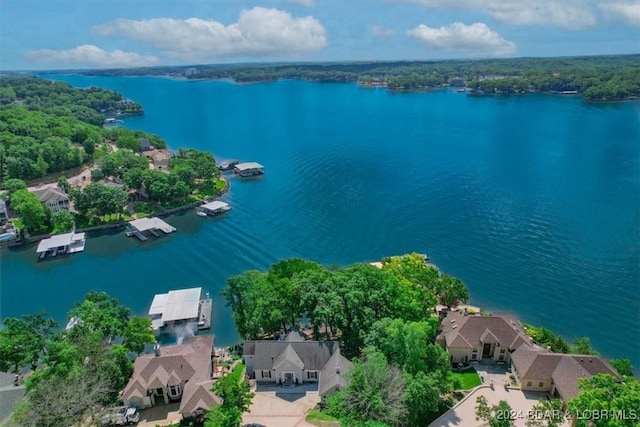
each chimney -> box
[154,343,161,357]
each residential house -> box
[436,311,532,364]
[121,335,220,418]
[138,137,153,152]
[141,149,170,171]
[243,333,353,399]
[32,187,70,212]
[0,198,8,224]
[511,345,620,403]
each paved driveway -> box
[430,385,571,427]
[243,391,320,427]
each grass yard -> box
[451,368,482,390]
[306,409,341,427]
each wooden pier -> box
[198,297,212,330]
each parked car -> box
[99,406,140,426]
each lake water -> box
[1,76,638,371]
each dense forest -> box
[0,77,225,235]
[65,54,640,101]
[0,77,150,182]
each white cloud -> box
[408,22,517,57]
[372,25,395,37]
[24,44,159,68]
[598,1,640,26]
[92,7,327,61]
[287,0,314,5]
[400,0,598,30]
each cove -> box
[1,76,638,372]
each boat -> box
[217,160,239,171]
[196,210,207,217]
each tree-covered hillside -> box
[70,54,640,101]
[0,77,153,182]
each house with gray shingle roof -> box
[511,345,620,403]
[243,335,352,399]
[121,335,220,417]
[31,187,70,212]
[436,311,532,364]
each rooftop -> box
[201,201,229,211]
[149,287,203,329]
[129,217,176,234]
[36,232,85,253]
[234,162,264,171]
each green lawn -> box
[451,368,482,390]
[306,409,340,427]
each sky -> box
[0,0,639,70]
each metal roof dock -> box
[199,201,231,216]
[127,217,176,240]
[234,162,264,177]
[36,231,86,258]
[148,287,211,332]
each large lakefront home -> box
[121,335,220,418]
[32,187,70,212]
[243,332,353,399]
[511,345,620,403]
[437,311,532,364]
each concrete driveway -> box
[242,391,320,427]
[429,385,571,427]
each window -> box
[527,381,532,387]
[168,384,182,397]
[307,371,318,380]
[538,382,544,388]
[499,349,506,354]
[263,370,271,378]
[471,353,477,360]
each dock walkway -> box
[198,298,212,330]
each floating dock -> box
[36,231,86,259]
[127,217,176,241]
[198,296,212,330]
[198,200,231,217]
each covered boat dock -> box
[234,162,264,177]
[36,231,86,259]
[199,200,231,216]
[148,287,212,332]
[127,217,176,241]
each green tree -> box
[609,359,634,377]
[439,274,469,309]
[476,396,514,427]
[10,189,48,232]
[568,374,640,427]
[0,315,53,373]
[122,316,155,355]
[206,365,254,427]
[525,398,565,427]
[570,337,598,355]
[340,348,407,426]
[2,177,27,197]
[51,209,74,233]
[67,291,130,341]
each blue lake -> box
[1,76,638,371]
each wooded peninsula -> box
[50,54,640,102]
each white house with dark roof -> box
[121,335,220,417]
[436,311,532,364]
[243,334,352,398]
[510,345,620,403]
[31,187,70,212]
